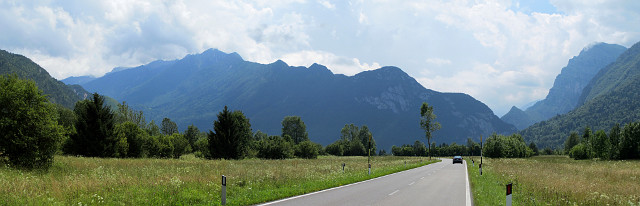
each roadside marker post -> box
[506,183,513,206]
[342,163,346,172]
[221,175,227,205]
[368,164,371,175]
[480,135,483,176]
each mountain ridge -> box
[0,49,90,108]
[77,49,516,149]
[521,40,640,148]
[501,43,626,130]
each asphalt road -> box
[260,158,472,206]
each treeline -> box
[1,75,383,170]
[565,123,640,160]
[390,134,554,158]
[60,94,196,159]
[390,138,481,157]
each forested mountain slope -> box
[521,41,640,149]
[501,43,626,130]
[0,49,89,108]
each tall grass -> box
[0,155,437,205]
[467,156,640,205]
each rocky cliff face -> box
[502,43,626,130]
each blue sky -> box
[1,0,639,116]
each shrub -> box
[295,141,319,159]
[193,137,209,158]
[113,122,146,158]
[170,133,190,158]
[325,141,344,156]
[256,136,294,159]
[569,143,589,160]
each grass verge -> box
[466,156,640,205]
[0,155,438,205]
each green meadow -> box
[467,156,640,205]
[0,155,438,205]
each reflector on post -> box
[506,182,512,206]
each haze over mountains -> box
[67,49,516,150]
[501,43,627,130]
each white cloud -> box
[318,0,335,10]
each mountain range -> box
[521,40,640,148]
[70,49,516,150]
[501,43,626,130]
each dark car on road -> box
[453,156,463,164]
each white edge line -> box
[465,160,472,206]
[259,161,440,206]
[388,190,399,196]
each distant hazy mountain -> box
[61,76,96,85]
[502,43,626,130]
[521,41,640,149]
[80,49,516,149]
[0,49,90,108]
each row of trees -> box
[62,94,194,159]
[565,123,640,160]
[202,107,321,160]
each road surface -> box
[260,158,472,206]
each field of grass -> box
[466,155,640,205]
[0,155,438,205]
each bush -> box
[256,136,294,159]
[482,134,532,158]
[325,141,344,156]
[113,122,146,158]
[344,140,366,156]
[0,75,64,170]
[193,137,209,158]
[170,133,190,158]
[157,135,174,158]
[569,143,589,160]
[295,141,318,159]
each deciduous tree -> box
[0,75,64,169]
[420,102,441,160]
[281,116,309,144]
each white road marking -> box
[259,162,435,206]
[420,177,424,179]
[388,190,399,196]
[408,181,415,186]
[464,160,472,206]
